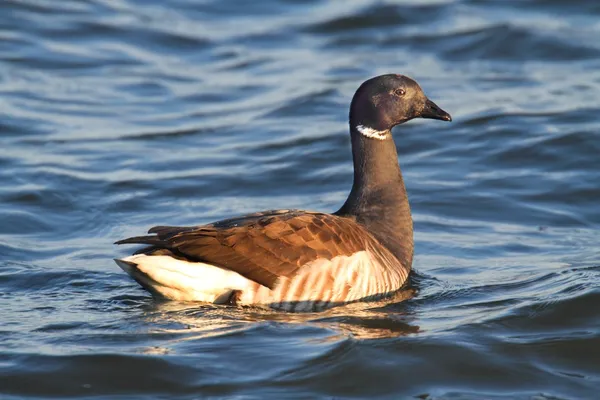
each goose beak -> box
[421,98,452,122]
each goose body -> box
[115,74,451,312]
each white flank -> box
[114,255,251,302]
[355,125,389,140]
[116,248,409,311]
[239,250,408,311]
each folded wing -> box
[115,209,382,289]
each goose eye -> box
[394,88,406,97]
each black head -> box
[349,74,451,136]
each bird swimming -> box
[115,74,451,312]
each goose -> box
[115,74,451,312]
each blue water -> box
[1,0,599,398]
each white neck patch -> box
[355,125,389,140]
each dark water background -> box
[1,0,599,398]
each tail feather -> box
[114,255,250,303]
[148,225,195,236]
[114,235,162,246]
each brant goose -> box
[115,74,451,312]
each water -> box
[1,0,599,398]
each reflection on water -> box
[142,287,418,343]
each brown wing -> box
[115,209,378,289]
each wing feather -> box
[116,209,386,289]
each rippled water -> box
[1,0,599,398]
